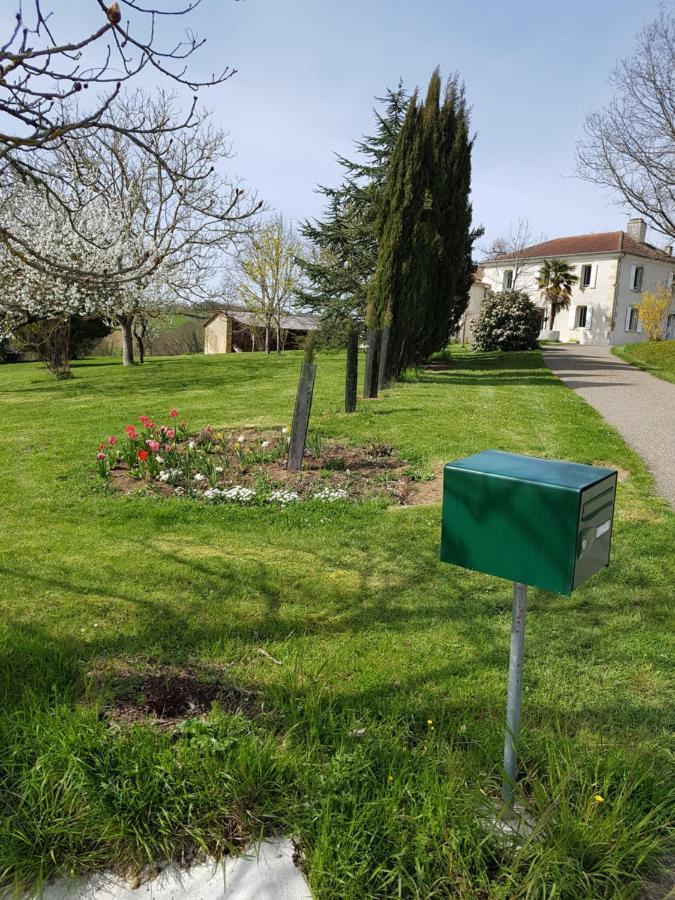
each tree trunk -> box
[265,325,270,354]
[120,316,135,366]
[377,325,391,391]
[363,328,380,398]
[137,335,145,364]
[345,328,358,413]
[287,361,317,471]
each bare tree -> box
[481,217,543,290]
[0,1,239,278]
[577,7,675,239]
[231,216,303,354]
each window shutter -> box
[568,305,577,328]
[586,305,593,329]
[629,265,636,290]
[625,307,632,330]
[667,272,674,291]
[591,264,598,288]
[637,315,643,334]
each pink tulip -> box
[169,408,179,418]
[166,428,175,440]
[96,452,106,460]
[146,439,160,453]
[108,435,116,445]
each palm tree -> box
[538,258,578,329]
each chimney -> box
[664,245,673,256]
[627,217,647,243]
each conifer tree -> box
[297,86,408,406]
[368,70,480,380]
[298,85,407,327]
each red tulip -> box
[137,449,149,461]
[169,408,179,418]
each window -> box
[502,269,514,291]
[581,265,592,288]
[626,306,640,332]
[575,305,588,328]
[630,266,644,291]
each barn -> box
[203,309,319,354]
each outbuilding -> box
[203,309,319,354]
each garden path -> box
[542,344,675,508]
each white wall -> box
[457,282,487,343]
[611,255,675,346]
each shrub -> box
[472,290,541,351]
[638,283,671,341]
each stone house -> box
[479,218,675,345]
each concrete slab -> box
[39,839,312,900]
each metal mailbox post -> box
[440,450,617,815]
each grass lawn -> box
[0,349,673,898]
[613,339,675,384]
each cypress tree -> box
[368,69,481,380]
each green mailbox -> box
[440,450,617,595]
[440,450,617,817]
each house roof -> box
[203,308,319,332]
[488,231,674,264]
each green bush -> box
[473,290,541,351]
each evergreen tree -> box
[297,84,408,334]
[368,69,480,379]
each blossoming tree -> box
[0,0,236,282]
[1,90,261,369]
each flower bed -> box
[95,410,435,506]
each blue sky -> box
[65,0,665,250]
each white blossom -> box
[268,489,300,505]
[313,487,349,502]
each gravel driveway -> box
[542,344,675,508]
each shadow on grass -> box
[1,509,672,741]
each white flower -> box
[215,466,224,474]
[237,434,246,443]
[174,486,185,495]
[193,473,205,482]
[313,487,349,502]
[268,489,300,505]
[155,455,164,464]
[188,440,196,450]
[281,427,290,435]
[261,441,270,449]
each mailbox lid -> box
[445,450,614,492]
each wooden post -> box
[345,328,358,413]
[287,359,317,472]
[363,328,380,399]
[377,325,391,391]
